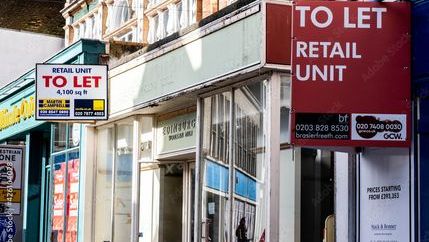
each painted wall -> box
[109,9,263,115]
[0,28,63,87]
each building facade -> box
[0,39,105,242]
[57,1,416,242]
[0,0,421,242]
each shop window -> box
[53,123,67,152]
[113,121,134,242]
[201,80,268,242]
[51,150,80,242]
[232,82,267,242]
[68,123,81,149]
[53,123,81,152]
[93,119,134,242]
[94,127,114,242]
[139,116,154,162]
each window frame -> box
[195,73,280,242]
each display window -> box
[200,80,268,242]
[49,123,82,242]
[93,118,135,242]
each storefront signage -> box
[0,146,24,242]
[35,64,108,120]
[359,148,410,242]
[291,1,411,147]
[0,97,35,131]
[157,112,196,155]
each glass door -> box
[184,162,195,242]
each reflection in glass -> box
[201,82,268,242]
[66,151,80,242]
[138,163,186,242]
[94,127,114,242]
[53,123,67,153]
[202,92,231,242]
[52,154,66,242]
[113,122,133,242]
[233,82,267,242]
[68,124,81,149]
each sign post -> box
[291,1,411,147]
[35,64,108,121]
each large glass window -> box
[233,82,267,242]
[113,121,134,242]
[94,127,114,242]
[200,80,268,242]
[93,119,134,242]
[53,123,67,152]
[202,92,231,242]
[50,123,81,242]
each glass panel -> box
[138,165,159,242]
[66,151,80,242]
[52,154,66,242]
[113,122,133,242]
[138,163,184,242]
[160,163,183,241]
[53,123,67,153]
[94,127,114,242]
[280,77,291,144]
[68,123,81,149]
[233,81,267,242]
[202,92,231,242]
[140,116,153,161]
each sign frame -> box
[290,1,411,147]
[35,63,109,121]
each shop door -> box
[138,162,195,242]
[138,163,184,242]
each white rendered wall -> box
[0,28,63,87]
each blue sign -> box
[0,216,16,242]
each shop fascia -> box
[0,96,35,131]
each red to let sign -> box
[291,1,411,147]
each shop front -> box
[0,39,105,242]
[91,1,415,242]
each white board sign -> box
[0,145,24,242]
[36,64,108,120]
[359,148,410,242]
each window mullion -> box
[228,90,235,242]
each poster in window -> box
[52,163,66,242]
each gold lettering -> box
[0,96,36,131]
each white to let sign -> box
[359,148,410,242]
[36,64,108,120]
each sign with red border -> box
[291,1,411,147]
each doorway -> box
[138,161,195,242]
